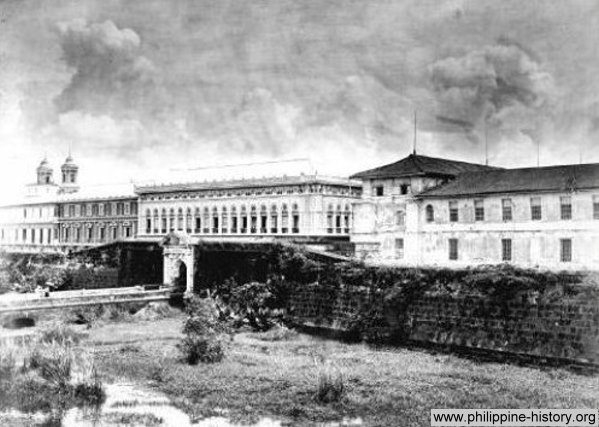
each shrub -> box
[227,281,283,331]
[314,362,345,403]
[11,371,55,413]
[180,335,224,364]
[29,343,73,389]
[179,296,226,364]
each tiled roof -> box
[418,163,599,198]
[350,154,496,179]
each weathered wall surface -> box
[287,284,599,364]
[71,267,119,289]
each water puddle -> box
[62,383,281,426]
[1,382,363,426]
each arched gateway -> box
[161,232,195,295]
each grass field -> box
[88,313,599,427]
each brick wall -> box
[287,285,599,364]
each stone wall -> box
[71,267,119,289]
[287,284,599,364]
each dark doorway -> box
[174,261,187,293]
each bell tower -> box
[60,153,80,194]
[36,157,54,184]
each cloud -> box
[55,19,165,119]
[429,41,555,128]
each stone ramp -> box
[0,286,172,316]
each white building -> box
[136,174,362,245]
[350,154,599,271]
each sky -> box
[1,0,598,199]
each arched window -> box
[250,205,257,234]
[281,204,289,233]
[169,208,175,232]
[221,207,228,233]
[270,205,278,233]
[326,204,334,233]
[194,208,201,233]
[260,205,268,233]
[291,204,300,234]
[161,209,167,233]
[335,204,342,233]
[185,208,192,233]
[212,207,219,233]
[344,204,351,233]
[145,209,152,234]
[425,205,434,223]
[240,206,247,233]
[231,206,238,233]
[203,207,210,233]
[176,208,183,231]
[153,209,159,233]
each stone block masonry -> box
[287,285,599,364]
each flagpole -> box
[413,110,417,155]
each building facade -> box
[350,154,599,271]
[57,194,138,252]
[0,156,138,254]
[136,175,362,243]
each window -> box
[560,196,572,220]
[474,199,484,221]
[104,203,112,216]
[116,202,124,216]
[594,196,599,220]
[270,205,278,233]
[530,197,542,220]
[560,238,572,262]
[425,205,434,223]
[448,238,458,260]
[291,204,299,234]
[23,208,27,219]
[502,199,512,221]
[146,218,151,234]
[99,227,105,241]
[395,238,404,259]
[449,201,458,222]
[374,185,384,197]
[92,204,99,216]
[396,210,405,226]
[501,239,512,261]
[399,184,409,195]
[69,205,76,217]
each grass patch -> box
[91,315,599,426]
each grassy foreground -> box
[90,313,599,427]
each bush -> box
[179,296,227,364]
[28,343,73,389]
[180,335,224,364]
[314,362,345,403]
[227,281,284,331]
[11,371,55,413]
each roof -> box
[418,163,599,198]
[350,154,497,180]
[135,174,361,195]
[57,183,135,202]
